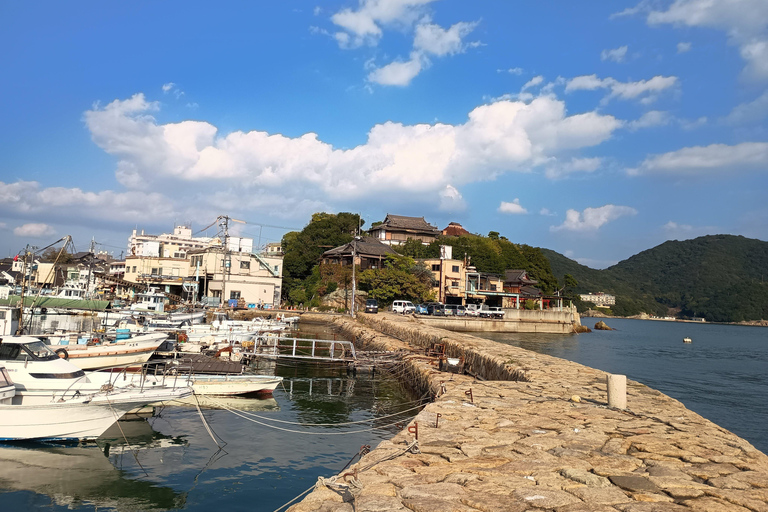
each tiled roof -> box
[375,214,439,233]
[442,222,469,236]
[322,237,398,258]
[505,269,538,285]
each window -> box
[240,261,250,269]
[229,291,241,300]
[490,284,497,291]
[431,264,440,271]
[452,265,459,273]
[451,281,459,288]
[151,268,159,276]
[132,266,137,273]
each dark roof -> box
[442,222,469,236]
[505,269,538,286]
[322,237,398,259]
[373,214,439,234]
[521,285,542,297]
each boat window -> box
[0,367,12,387]
[0,344,22,361]
[21,341,59,361]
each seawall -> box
[289,313,768,511]
[415,307,580,334]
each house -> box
[369,214,440,246]
[421,246,506,307]
[441,222,470,236]
[321,237,397,270]
[580,292,616,307]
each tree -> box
[358,254,436,305]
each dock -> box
[287,313,768,511]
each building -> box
[580,292,616,307]
[369,214,440,246]
[421,246,506,307]
[441,222,470,236]
[128,225,215,258]
[321,237,397,270]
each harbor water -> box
[3,315,767,510]
[475,316,768,455]
[1,320,423,511]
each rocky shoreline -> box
[288,313,768,511]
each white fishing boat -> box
[39,331,169,370]
[185,373,283,396]
[130,287,167,313]
[0,362,192,441]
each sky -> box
[1,1,767,269]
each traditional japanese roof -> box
[442,222,469,236]
[322,237,398,259]
[521,285,543,297]
[505,269,538,286]
[372,214,439,234]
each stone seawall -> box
[414,307,580,334]
[289,313,768,512]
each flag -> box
[13,255,18,261]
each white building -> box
[579,292,616,307]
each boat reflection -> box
[0,426,186,510]
[167,395,280,411]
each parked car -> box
[447,304,466,316]
[415,303,429,315]
[427,302,446,316]
[365,298,378,313]
[392,300,416,314]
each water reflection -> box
[0,417,188,511]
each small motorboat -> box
[683,337,692,343]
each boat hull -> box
[190,374,283,396]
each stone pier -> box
[288,313,768,512]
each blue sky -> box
[1,0,767,268]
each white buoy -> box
[607,374,627,409]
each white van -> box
[391,300,416,314]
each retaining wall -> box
[289,314,768,512]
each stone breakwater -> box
[289,313,768,512]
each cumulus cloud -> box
[640,0,768,81]
[367,54,423,86]
[677,41,692,53]
[601,45,628,62]
[80,93,623,208]
[522,75,544,91]
[498,198,528,214]
[545,157,602,179]
[550,205,638,232]
[628,110,673,130]
[438,184,466,211]
[629,142,768,175]
[413,21,478,56]
[725,90,768,125]
[330,0,437,48]
[566,74,678,104]
[14,223,55,238]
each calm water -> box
[1,321,421,511]
[476,317,768,454]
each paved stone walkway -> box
[288,314,768,511]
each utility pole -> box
[351,237,359,317]
[15,246,30,335]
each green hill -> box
[544,235,768,322]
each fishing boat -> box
[40,331,169,370]
[185,373,283,396]
[0,361,192,441]
[683,337,692,343]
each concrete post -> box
[606,374,627,409]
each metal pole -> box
[351,238,357,317]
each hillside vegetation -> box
[544,235,768,322]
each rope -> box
[104,394,149,476]
[192,393,227,449]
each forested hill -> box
[543,235,768,323]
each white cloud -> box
[498,198,528,215]
[677,41,692,53]
[505,67,524,75]
[550,205,638,232]
[13,223,55,238]
[438,184,466,211]
[330,0,437,48]
[725,90,768,125]
[662,221,718,239]
[643,0,768,81]
[630,142,768,175]
[539,208,556,216]
[545,157,602,179]
[162,83,175,93]
[367,54,423,86]
[161,82,184,99]
[566,74,678,103]
[522,75,544,91]
[413,21,478,56]
[601,45,628,62]
[628,110,673,130]
[77,93,622,216]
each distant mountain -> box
[543,235,768,323]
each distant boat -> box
[683,337,692,343]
